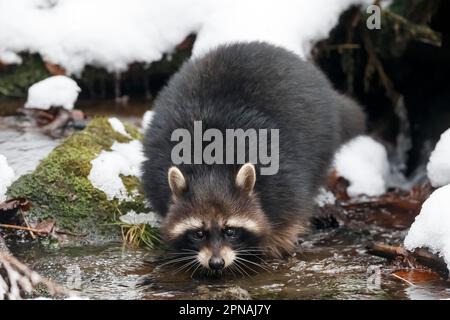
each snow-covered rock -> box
[0,154,15,202]
[314,187,336,207]
[119,210,161,227]
[404,185,450,272]
[334,136,389,197]
[0,0,372,74]
[7,117,151,243]
[88,140,145,201]
[427,128,450,188]
[108,117,131,138]
[142,111,154,131]
[25,76,81,110]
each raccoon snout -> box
[209,257,225,270]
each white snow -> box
[0,154,15,202]
[88,140,145,201]
[404,185,450,272]
[119,210,161,227]
[108,117,131,138]
[0,50,22,65]
[192,0,372,59]
[0,0,372,75]
[314,187,336,207]
[427,128,450,188]
[142,111,154,131]
[25,75,81,110]
[334,136,390,197]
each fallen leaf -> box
[392,269,442,284]
[327,170,350,201]
[33,219,55,235]
[44,61,66,75]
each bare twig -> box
[0,223,48,234]
[367,242,448,277]
[0,251,77,299]
[20,210,36,240]
[367,242,409,259]
[392,273,416,286]
[383,10,442,47]
[361,26,400,104]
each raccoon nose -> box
[209,257,225,270]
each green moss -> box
[7,117,152,243]
[0,54,50,98]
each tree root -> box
[0,251,78,300]
[367,242,448,278]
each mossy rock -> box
[7,117,151,243]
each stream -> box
[1,114,450,300]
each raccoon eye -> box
[224,228,236,238]
[192,230,205,240]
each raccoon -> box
[142,41,365,273]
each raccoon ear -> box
[235,163,256,195]
[168,166,186,197]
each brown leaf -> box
[0,198,30,211]
[33,219,55,235]
[326,170,350,201]
[392,269,442,284]
[175,34,196,51]
[325,182,434,230]
[44,61,66,75]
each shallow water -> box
[0,116,60,176]
[2,114,450,300]
[9,228,450,300]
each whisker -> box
[165,249,198,256]
[184,260,200,274]
[233,260,251,278]
[234,248,266,254]
[165,252,196,256]
[172,259,197,274]
[226,265,238,279]
[235,259,259,275]
[157,255,197,267]
[236,253,267,263]
[230,264,243,277]
[236,256,271,272]
[190,262,202,278]
[235,251,265,256]
[234,251,266,256]
[159,255,197,263]
[235,249,262,252]
[158,255,197,264]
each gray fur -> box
[142,41,365,238]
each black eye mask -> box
[169,226,262,252]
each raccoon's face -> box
[162,163,271,275]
